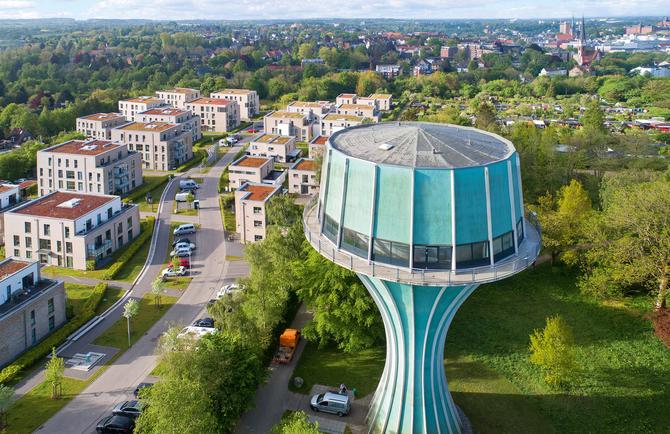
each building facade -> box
[76,113,128,140]
[5,192,141,270]
[369,93,393,111]
[118,96,165,121]
[135,107,202,143]
[288,158,319,195]
[248,134,298,163]
[228,156,274,189]
[263,111,315,142]
[210,89,260,121]
[37,140,143,196]
[336,103,380,122]
[320,113,364,136]
[156,88,201,109]
[234,183,281,243]
[111,122,193,171]
[186,98,240,133]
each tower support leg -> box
[358,275,478,434]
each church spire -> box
[580,15,586,44]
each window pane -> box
[341,227,369,258]
[323,213,339,243]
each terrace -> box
[0,278,60,321]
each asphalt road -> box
[36,143,249,434]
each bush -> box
[529,314,578,389]
[175,149,207,172]
[0,283,108,385]
[85,259,96,271]
[100,217,155,280]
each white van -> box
[179,179,199,190]
[174,224,196,236]
[310,392,351,416]
[175,192,192,202]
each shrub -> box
[101,218,155,281]
[85,259,96,271]
[175,149,207,172]
[529,314,578,389]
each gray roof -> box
[329,122,514,168]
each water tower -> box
[303,122,541,434]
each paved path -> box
[36,143,249,434]
[41,274,132,291]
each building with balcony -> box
[235,183,281,243]
[118,96,165,121]
[248,134,299,163]
[210,89,260,121]
[263,111,316,142]
[37,140,142,196]
[228,156,286,190]
[4,192,141,270]
[0,259,66,367]
[320,113,364,136]
[286,101,334,121]
[335,103,380,122]
[368,93,393,111]
[111,122,193,171]
[309,135,328,159]
[185,98,240,133]
[288,158,319,195]
[336,93,357,106]
[135,107,202,143]
[76,113,128,140]
[156,87,201,109]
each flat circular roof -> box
[329,122,515,169]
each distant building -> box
[263,111,315,142]
[118,96,165,121]
[186,97,240,133]
[248,134,299,163]
[369,94,393,111]
[156,88,201,109]
[0,183,25,245]
[321,113,364,136]
[626,24,655,35]
[309,135,329,159]
[375,64,402,79]
[235,183,281,243]
[301,58,325,65]
[76,113,127,140]
[135,107,202,143]
[336,104,380,122]
[5,192,141,269]
[538,68,567,77]
[288,158,319,195]
[286,101,334,121]
[630,64,670,78]
[559,21,573,36]
[210,89,260,121]
[111,122,193,171]
[336,93,358,106]
[228,156,285,189]
[37,139,142,196]
[0,259,66,367]
[439,46,457,59]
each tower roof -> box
[329,122,514,169]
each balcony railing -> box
[87,239,112,257]
[303,196,542,286]
[76,203,137,236]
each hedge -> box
[0,283,108,385]
[101,217,155,281]
[175,149,207,172]
[124,176,169,204]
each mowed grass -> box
[95,286,126,315]
[64,283,97,315]
[161,276,192,291]
[289,263,670,433]
[136,176,169,212]
[92,293,178,349]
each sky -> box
[0,0,667,21]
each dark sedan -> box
[112,400,145,419]
[96,415,134,433]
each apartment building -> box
[118,96,165,121]
[5,192,141,270]
[369,93,393,111]
[76,113,127,140]
[309,135,328,159]
[288,158,319,195]
[248,134,298,163]
[228,156,286,189]
[336,103,380,122]
[37,140,142,196]
[286,101,333,120]
[320,113,364,136]
[210,89,260,121]
[0,259,66,367]
[234,183,281,243]
[355,96,379,109]
[0,183,23,245]
[263,111,315,142]
[136,107,202,143]
[156,87,201,109]
[185,98,240,133]
[111,122,193,171]
[336,93,357,105]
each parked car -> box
[216,283,242,299]
[161,266,186,278]
[96,415,135,433]
[193,317,215,328]
[178,326,216,339]
[309,392,351,416]
[179,179,200,190]
[170,247,192,258]
[112,400,145,419]
[172,238,193,247]
[246,128,259,133]
[178,257,191,268]
[174,224,196,236]
[173,241,195,251]
[133,382,153,398]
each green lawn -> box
[134,176,169,212]
[161,276,192,291]
[95,286,126,315]
[290,264,670,433]
[64,283,97,316]
[173,204,198,216]
[92,293,178,349]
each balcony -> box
[303,196,542,286]
[0,279,60,322]
[87,239,112,257]
[76,203,137,236]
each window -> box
[64,227,70,238]
[24,222,31,233]
[39,239,51,250]
[13,249,19,257]
[48,298,54,314]
[413,245,452,270]
[13,235,19,246]
[456,241,490,269]
[30,310,35,326]
[372,238,410,267]
[253,206,262,214]
[66,256,73,268]
[341,227,369,258]
[43,224,50,236]
[49,315,55,331]
[323,214,339,243]
[65,242,72,254]
[493,231,515,262]
[56,240,62,252]
[127,217,132,228]
[516,219,524,244]
[253,220,263,227]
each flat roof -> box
[293,158,317,171]
[46,140,122,156]
[266,111,305,119]
[79,113,125,121]
[338,104,375,110]
[12,191,116,220]
[288,101,323,108]
[323,113,363,122]
[330,122,514,169]
[337,93,357,98]
[118,122,175,133]
[254,134,293,145]
[232,156,271,168]
[159,87,198,94]
[140,107,188,116]
[214,89,255,95]
[240,184,279,202]
[121,96,163,104]
[369,93,392,99]
[0,259,32,281]
[189,97,232,106]
[310,135,329,145]
[0,184,18,194]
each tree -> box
[356,71,384,96]
[151,277,164,308]
[529,315,577,389]
[0,384,13,429]
[473,100,498,132]
[272,411,319,434]
[45,347,65,399]
[123,299,140,347]
[266,194,302,227]
[579,180,670,309]
[171,256,181,270]
[186,191,195,209]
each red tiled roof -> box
[311,136,329,145]
[233,156,271,168]
[18,180,36,190]
[294,159,316,171]
[0,184,17,193]
[47,140,121,156]
[13,192,116,220]
[242,185,277,201]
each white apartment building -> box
[111,122,193,171]
[336,93,357,105]
[136,107,202,143]
[37,140,142,197]
[0,183,23,245]
[320,113,364,136]
[156,87,201,109]
[336,104,380,122]
[118,96,165,121]
[186,98,240,133]
[76,113,128,140]
[286,101,334,121]
[210,89,260,121]
[288,158,319,195]
[369,93,393,111]
[228,156,274,189]
[235,183,281,243]
[263,111,316,142]
[308,135,328,159]
[248,134,298,163]
[5,192,141,270]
